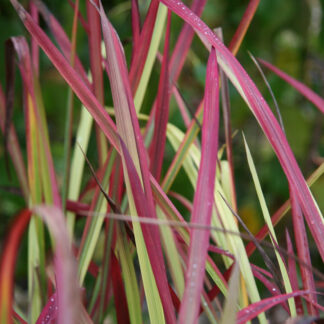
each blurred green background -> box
[0,0,323,264]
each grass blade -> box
[259,58,324,114]
[149,10,171,180]
[0,209,31,324]
[86,0,108,166]
[291,193,318,315]
[129,0,159,93]
[219,263,240,324]
[228,0,260,55]
[34,205,82,324]
[243,135,296,315]
[285,230,304,315]
[169,0,207,83]
[237,291,310,324]
[178,47,219,324]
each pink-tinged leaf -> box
[86,0,107,165]
[178,47,219,324]
[34,205,82,324]
[131,0,141,56]
[34,0,90,88]
[149,10,172,181]
[251,267,289,313]
[228,0,260,55]
[0,209,31,324]
[36,293,58,324]
[169,0,207,83]
[159,0,324,262]
[237,291,311,324]
[129,0,159,92]
[98,2,176,322]
[291,192,318,315]
[302,296,324,313]
[111,253,131,324]
[259,58,324,114]
[285,229,304,315]
[119,139,176,323]
[172,86,192,128]
[30,1,39,75]
[10,0,120,151]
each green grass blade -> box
[243,134,296,316]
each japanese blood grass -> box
[1,0,323,323]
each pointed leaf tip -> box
[10,0,27,21]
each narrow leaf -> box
[178,47,219,324]
[0,209,31,324]
[228,0,260,55]
[34,205,82,324]
[291,192,318,315]
[149,10,172,180]
[259,58,324,114]
[237,291,311,324]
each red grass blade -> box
[159,0,324,262]
[35,293,58,324]
[169,0,207,83]
[129,0,159,92]
[131,0,141,56]
[86,0,108,166]
[237,291,311,324]
[228,0,260,55]
[259,58,324,114]
[34,205,82,324]
[34,0,91,88]
[178,47,219,324]
[149,10,172,181]
[87,0,103,105]
[111,252,131,324]
[291,192,318,315]
[0,209,31,324]
[285,229,304,315]
[30,1,39,75]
